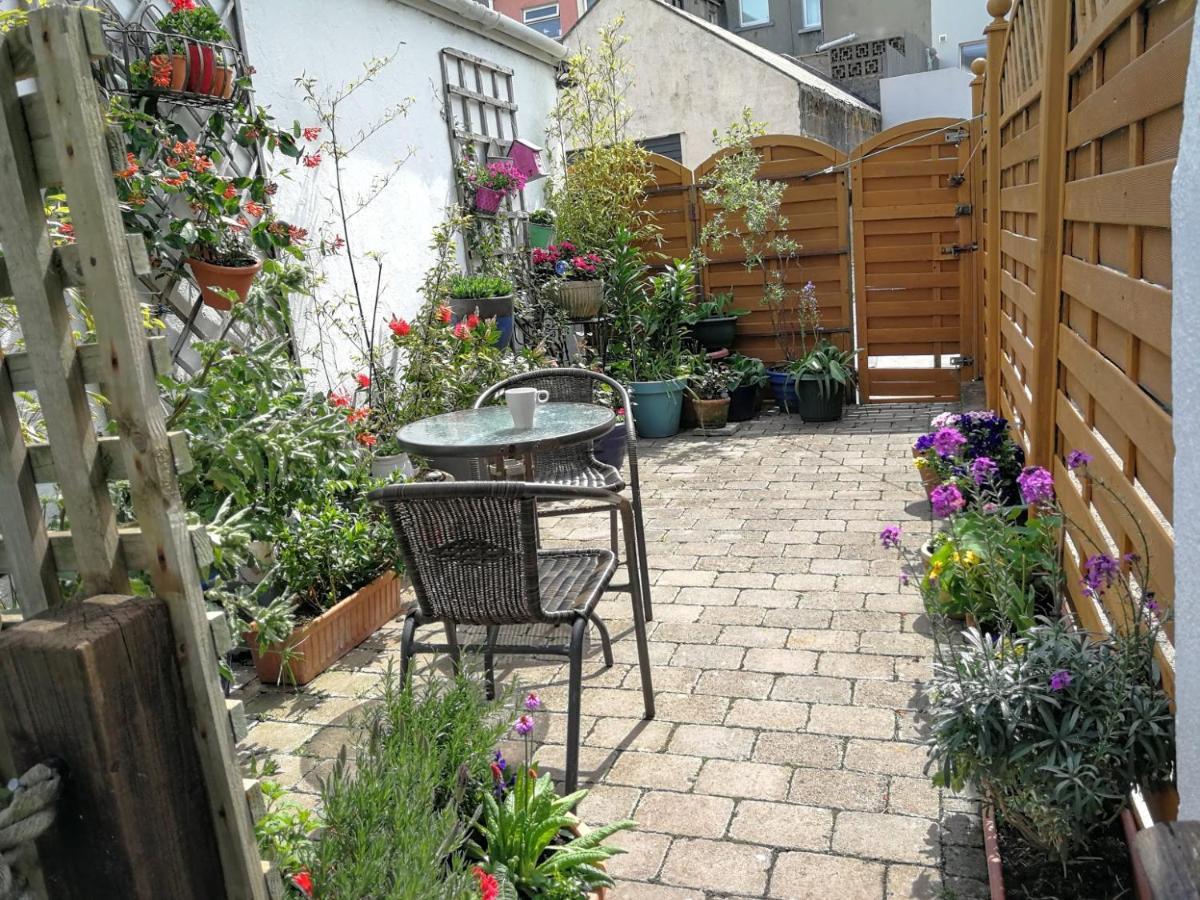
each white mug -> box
[506,387,550,429]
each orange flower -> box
[244,200,264,218]
[117,152,139,179]
[356,432,377,447]
[329,390,351,408]
[223,183,237,200]
[437,305,453,324]
[347,406,371,424]
[150,55,173,88]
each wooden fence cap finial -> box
[986,0,1011,21]
[970,58,987,76]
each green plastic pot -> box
[527,222,555,249]
[629,377,686,438]
[689,315,738,351]
[795,377,846,422]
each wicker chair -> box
[369,480,655,793]
[474,368,653,622]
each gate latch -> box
[940,242,978,256]
[954,203,974,216]
[950,355,975,368]
[947,173,966,186]
[944,128,969,143]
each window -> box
[960,39,986,68]
[671,0,684,7]
[523,3,560,37]
[800,0,820,29]
[739,0,769,27]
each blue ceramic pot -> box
[629,377,686,438]
[450,294,514,350]
[767,369,801,413]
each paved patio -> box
[236,403,989,899]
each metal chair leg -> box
[609,506,619,557]
[444,622,462,675]
[621,503,655,720]
[484,625,498,699]
[565,616,588,794]
[399,613,418,683]
[631,488,653,622]
[587,612,614,668]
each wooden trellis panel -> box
[695,136,852,365]
[639,151,694,269]
[1054,0,1190,681]
[0,8,273,896]
[849,119,975,403]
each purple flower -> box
[524,692,542,711]
[931,412,959,429]
[493,750,507,772]
[970,457,998,486]
[1066,450,1093,471]
[879,525,902,549]
[899,573,910,587]
[1049,670,1073,692]
[930,483,965,518]
[514,714,535,736]
[1081,553,1120,597]
[1123,552,1141,566]
[913,433,935,453]
[1017,466,1054,505]
[1145,592,1160,614]
[931,427,968,458]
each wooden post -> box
[21,8,268,898]
[968,58,987,388]
[1027,0,1070,468]
[0,596,227,899]
[983,0,1010,408]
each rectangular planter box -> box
[245,571,404,686]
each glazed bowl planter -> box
[689,315,738,352]
[795,377,845,422]
[553,279,605,319]
[449,293,514,349]
[728,383,762,422]
[527,222,555,249]
[370,453,414,481]
[245,571,404,686]
[767,369,800,413]
[693,396,731,429]
[629,377,686,438]
[186,256,261,311]
[592,424,627,469]
[473,186,505,214]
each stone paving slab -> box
[234,404,987,899]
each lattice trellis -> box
[440,46,531,268]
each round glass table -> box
[395,402,615,478]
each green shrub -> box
[448,274,513,300]
[313,672,507,898]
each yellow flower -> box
[929,561,944,578]
[952,552,962,564]
[963,551,980,567]
[914,457,928,469]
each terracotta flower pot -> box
[210,65,228,98]
[693,396,730,429]
[221,65,236,99]
[912,447,939,499]
[186,256,261,311]
[244,571,404,686]
[169,53,187,92]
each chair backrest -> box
[369,482,548,626]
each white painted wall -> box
[930,0,991,70]
[879,66,973,128]
[1170,4,1200,822]
[243,0,564,386]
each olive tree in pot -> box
[604,229,693,439]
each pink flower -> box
[514,714,535,736]
[302,126,321,141]
[291,871,313,898]
[302,153,322,168]
[465,313,481,329]
[474,867,499,900]
[388,317,411,337]
[453,322,470,340]
[524,692,541,711]
[437,305,453,324]
[355,373,371,389]
[329,390,351,408]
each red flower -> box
[170,0,197,11]
[356,431,377,447]
[265,181,279,196]
[489,762,503,783]
[303,126,322,141]
[347,405,371,425]
[163,173,188,187]
[453,322,470,340]
[117,152,139,179]
[58,223,75,242]
[355,373,371,389]
[558,240,575,253]
[388,317,411,337]
[436,305,453,324]
[244,200,265,218]
[288,224,308,243]
[329,390,351,408]
[465,313,481,329]
[223,183,237,200]
[149,54,172,87]
[303,153,322,168]
[473,868,499,900]
[290,871,313,898]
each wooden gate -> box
[850,118,977,403]
[695,136,852,363]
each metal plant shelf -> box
[100,24,247,111]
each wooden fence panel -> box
[849,119,973,403]
[639,152,694,269]
[694,136,851,364]
[1054,0,1191,676]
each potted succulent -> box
[446,273,515,350]
[527,209,556,249]
[789,339,860,422]
[531,241,605,319]
[604,232,693,439]
[726,353,766,422]
[687,363,735,430]
[465,157,527,215]
[155,0,233,97]
[242,487,401,686]
[684,291,747,351]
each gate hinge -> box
[954,203,973,216]
[940,242,978,256]
[944,128,969,144]
[950,355,975,368]
[947,173,966,186]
